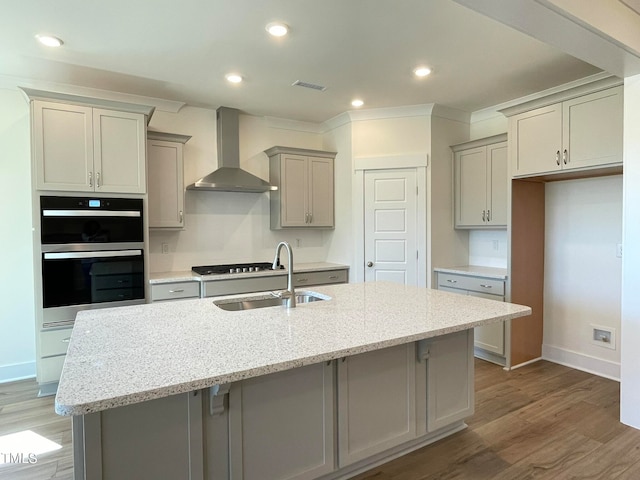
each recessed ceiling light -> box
[225,73,243,84]
[266,22,289,37]
[414,66,432,77]
[35,34,63,47]
[351,99,364,108]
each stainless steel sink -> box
[214,291,330,311]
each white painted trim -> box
[542,344,621,381]
[346,104,435,122]
[506,356,542,371]
[354,154,428,171]
[0,361,36,383]
[353,170,365,284]
[265,116,326,134]
[323,112,351,132]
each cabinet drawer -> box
[437,273,504,296]
[40,328,73,357]
[294,269,348,287]
[151,282,200,302]
[38,355,66,384]
[202,275,287,298]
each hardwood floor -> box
[1,359,639,479]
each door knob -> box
[367,261,374,267]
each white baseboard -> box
[542,344,620,381]
[0,361,36,384]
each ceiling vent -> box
[292,80,327,91]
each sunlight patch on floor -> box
[0,430,62,465]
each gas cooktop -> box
[192,262,284,275]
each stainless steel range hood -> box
[187,107,277,193]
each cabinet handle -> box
[482,210,486,222]
[305,213,309,224]
[329,275,338,280]
[563,149,568,165]
[487,210,491,222]
[480,284,492,289]
[62,337,71,343]
[297,278,308,283]
[309,213,313,223]
[96,172,101,188]
[169,289,185,293]
[88,172,93,187]
[446,279,458,284]
[556,150,561,166]
[179,210,183,223]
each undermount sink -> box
[214,291,330,311]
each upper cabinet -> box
[265,146,337,229]
[147,131,191,228]
[507,84,623,178]
[453,134,508,229]
[24,88,153,194]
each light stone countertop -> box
[149,262,349,285]
[433,265,508,280]
[55,281,530,416]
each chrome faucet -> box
[272,241,296,308]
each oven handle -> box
[43,250,143,260]
[42,210,141,217]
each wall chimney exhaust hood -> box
[187,107,277,193]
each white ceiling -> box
[1,0,603,123]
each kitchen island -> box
[56,281,530,480]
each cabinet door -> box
[455,146,487,227]
[93,109,146,194]
[229,363,334,480]
[307,156,334,227]
[280,154,309,227]
[563,86,623,171]
[33,101,94,191]
[469,291,505,355]
[511,103,562,177]
[426,330,474,431]
[148,139,184,228]
[337,343,416,467]
[487,142,508,226]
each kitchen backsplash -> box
[148,190,331,272]
[468,229,508,268]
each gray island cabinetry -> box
[57,282,529,480]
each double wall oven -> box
[39,196,145,328]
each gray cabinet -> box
[265,146,336,229]
[148,131,191,228]
[228,362,335,480]
[418,330,474,432]
[74,391,203,480]
[509,86,623,178]
[453,134,508,228]
[37,327,73,389]
[337,343,416,466]
[436,271,506,365]
[32,100,147,193]
[150,281,200,302]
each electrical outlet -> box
[161,243,169,254]
[591,324,616,350]
[617,243,623,258]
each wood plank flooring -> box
[1,359,639,479]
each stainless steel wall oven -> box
[39,196,145,328]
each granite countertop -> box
[149,262,349,285]
[433,265,508,280]
[55,281,530,416]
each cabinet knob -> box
[367,261,374,267]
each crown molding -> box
[264,116,326,134]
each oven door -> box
[41,249,145,327]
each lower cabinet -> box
[150,281,200,302]
[436,271,507,365]
[228,362,335,480]
[337,343,416,466]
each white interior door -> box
[364,169,418,285]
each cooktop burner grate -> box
[191,262,283,275]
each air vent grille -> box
[292,80,327,91]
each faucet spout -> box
[272,241,295,308]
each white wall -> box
[147,107,330,272]
[543,176,623,379]
[468,230,508,268]
[621,75,640,428]
[0,88,36,382]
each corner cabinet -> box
[147,131,191,228]
[453,134,508,228]
[508,85,623,178]
[265,146,336,229]
[31,100,148,193]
